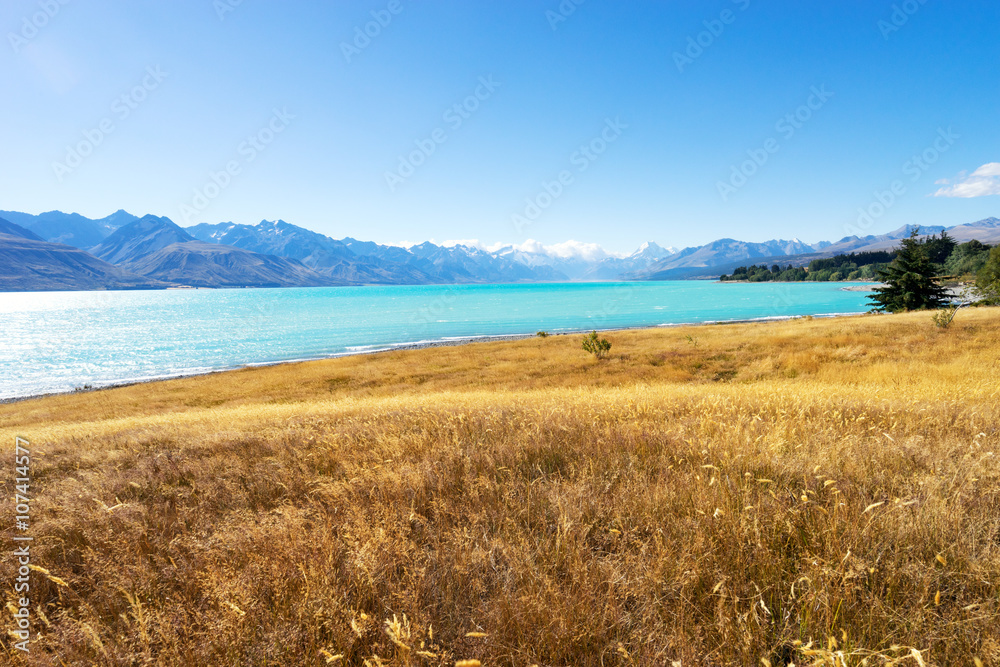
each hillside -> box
[91,215,197,265]
[2,310,998,665]
[189,222,440,284]
[188,219,357,267]
[0,217,44,241]
[190,221,566,284]
[124,240,330,288]
[407,241,567,283]
[0,235,162,291]
[0,217,162,291]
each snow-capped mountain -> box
[631,241,678,260]
[485,239,677,281]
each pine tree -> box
[923,229,957,265]
[867,228,949,312]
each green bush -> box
[582,331,611,359]
[932,305,960,329]
[945,240,991,277]
[975,245,1000,304]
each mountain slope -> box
[488,240,675,282]
[0,217,44,241]
[188,220,356,264]
[188,221,564,284]
[124,241,330,288]
[92,215,197,265]
[408,242,567,283]
[934,217,1000,243]
[188,222,439,284]
[95,216,338,288]
[0,233,163,291]
[95,209,141,234]
[641,238,817,274]
[580,241,679,280]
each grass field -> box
[2,309,999,666]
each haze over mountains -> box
[0,208,997,291]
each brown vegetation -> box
[2,309,999,665]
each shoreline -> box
[1,311,872,405]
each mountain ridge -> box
[3,208,998,291]
[92,215,196,266]
[0,209,138,249]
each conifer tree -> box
[867,228,949,312]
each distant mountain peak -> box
[99,209,139,228]
[630,241,676,260]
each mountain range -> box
[0,208,997,291]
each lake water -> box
[0,281,873,400]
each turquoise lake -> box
[1,281,875,400]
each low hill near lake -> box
[3,309,999,665]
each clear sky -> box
[2,0,998,254]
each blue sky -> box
[2,0,998,254]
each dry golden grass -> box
[2,309,1000,665]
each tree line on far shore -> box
[720,233,992,284]
[721,229,1000,315]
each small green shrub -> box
[536,331,549,338]
[582,331,611,359]
[932,305,960,329]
